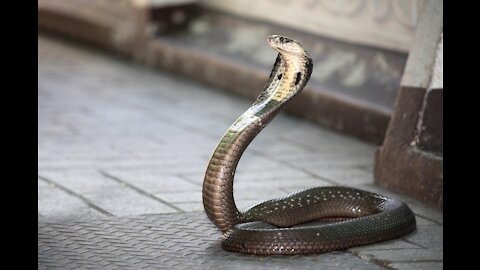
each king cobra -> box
[202,35,416,255]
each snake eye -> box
[279,36,293,43]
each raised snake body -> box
[202,35,416,255]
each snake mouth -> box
[267,35,278,50]
[267,35,278,43]
[267,35,290,47]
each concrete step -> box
[38,1,407,144]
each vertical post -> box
[374,0,443,208]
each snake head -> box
[267,35,307,56]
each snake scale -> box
[202,35,416,255]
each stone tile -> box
[38,124,75,137]
[236,154,286,170]
[178,172,208,185]
[235,199,266,211]
[232,188,291,202]
[38,170,122,194]
[38,211,386,270]
[38,186,106,222]
[356,164,374,173]
[180,155,291,185]
[82,187,178,216]
[174,202,205,212]
[234,166,313,182]
[38,178,52,188]
[305,167,374,186]
[388,262,443,270]
[38,146,128,165]
[349,239,421,252]
[127,149,207,164]
[97,158,208,174]
[275,152,374,169]
[167,111,236,136]
[235,177,332,193]
[154,191,202,204]
[279,126,377,154]
[131,154,208,172]
[355,249,443,262]
[37,159,104,171]
[249,136,313,155]
[407,203,443,225]
[403,225,443,250]
[415,216,438,226]
[96,136,167,154]
[354,183,414,202]
[276,179,336,194]
[104,170,200,193]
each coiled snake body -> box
[202,35,416,255]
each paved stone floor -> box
[38,34,443,269]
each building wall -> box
[203,0,419,52]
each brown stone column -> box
[374,0,443,208]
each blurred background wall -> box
[203,0,418,52]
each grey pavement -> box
[38,34,443,269]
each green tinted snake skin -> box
[202,35,416,255]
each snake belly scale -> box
[202,35,416,255]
